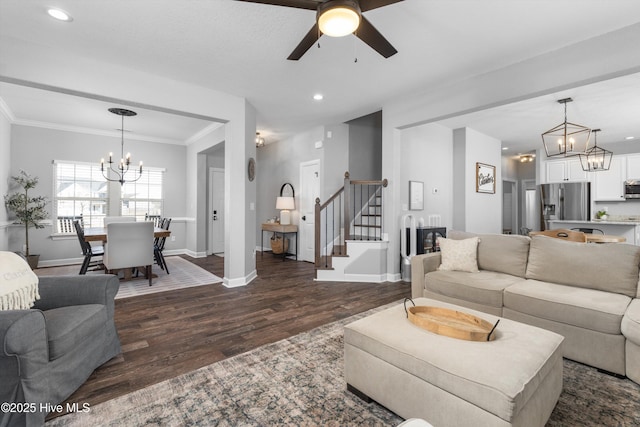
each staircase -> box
[314,172,389,282]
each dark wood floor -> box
[56,254,410,415]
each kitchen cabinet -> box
[593,156,626,201]
[626,154,640,180]
[544,158,588,183]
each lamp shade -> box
[276,196,295,210]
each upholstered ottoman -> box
[344,298,564,427]
[622,299,640,384]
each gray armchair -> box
[0,274,121,426]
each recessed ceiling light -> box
[313,94,323,101]
[626,136,635,140]
[47,8,73,22]
[502,147,508,151]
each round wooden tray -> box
[406,304,500,342]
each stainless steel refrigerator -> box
[539,182,591,230]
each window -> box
[120,167,164,221]
[53,161,109,232]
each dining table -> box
[83,227,171,242]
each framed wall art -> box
[409,180,424,210]
[476,162,496,194]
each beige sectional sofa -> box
[411,230,640,384]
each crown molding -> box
[185,122,225,145]
[0,96,16,122]
[11,117,184,145]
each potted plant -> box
[596,209,608,220]
[4,170,49,269]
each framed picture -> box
[476,162,496,194]
[409,181,424,210]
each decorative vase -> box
[26,254,40,270]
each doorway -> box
[208,167,225,255]
[502,179,518,234]
[522,179,539,232]
[299,160,320,263]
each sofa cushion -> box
[504,280,631,335]
[437,237,479,273]
[622,299,640,344]
[448,230,531,278]
[43,304,107,361]
[525,236,640,298]
[426,270,525,309]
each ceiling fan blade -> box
[359,0,404,12]
[356,16,397,58]
[287,23,320,60]
[234,0,318,10]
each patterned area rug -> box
[45,304,640,426]
[35,256,223,299]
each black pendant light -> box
[541,98,591,158]
[580,129,613,171]
[100,108,143,185]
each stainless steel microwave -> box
[624,180,640,199]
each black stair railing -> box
[315,172,387,269]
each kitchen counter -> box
[550,219,640,225]
[548,220,639,244]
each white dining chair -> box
[103,221,154,285]
[103,216,136,226]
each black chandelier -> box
[541,98,591,158]
[579,129,613,172]
[101,108,143,185]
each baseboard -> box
[223,269,257,288]
[386,272,402,282]
[182,249,206,258]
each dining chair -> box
[74,220,104,274]
[571,227,604,235]
[103,216,136,226]
[154,218,171,274]
[58,214,83,234]
[145,213,163,228]
[530,229,587,243]
[103,221,154,285]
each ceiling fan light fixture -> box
[318,0,361,37]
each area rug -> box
[35,256,223,299]
[45,302,640,426]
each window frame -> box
[52,160,110,234]
[119,166,165,221]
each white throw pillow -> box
[437,236,479,273]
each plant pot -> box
[26,254,40,270]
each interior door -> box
[208,167,225,254]
[299,160,320,263]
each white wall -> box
[255,122,352,246]
[0,112,10,251]
[399,123,453,229]
[348,111,382,180]
[453,127,503,233]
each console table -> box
[261,223,298,261]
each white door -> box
[299,160,321,263]
[208,168,225,254]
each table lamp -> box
[276,196,295,225]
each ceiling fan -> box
[236,0,403,60]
